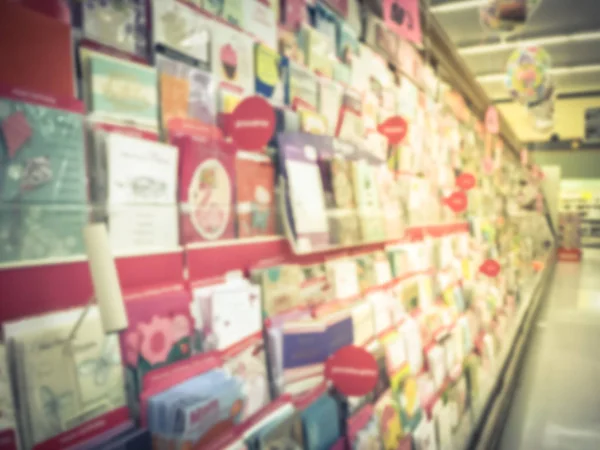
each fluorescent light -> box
[460,31,600,55]
[430,0,484,13]
[477,64,600,83]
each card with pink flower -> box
[119,287,193,412]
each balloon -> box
[505,46,552,104]
[480,0,543,35]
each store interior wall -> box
[498,96,600,142]
[534,151,600,179]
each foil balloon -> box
[505,46,552,105]
[480,0,543,35]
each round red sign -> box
[444,191,468,213]
[325,345,378,397]
[377,116,408,145]
[456,173,476,191]
[479,259,501,277]
[228,96,275,150]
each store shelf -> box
[467,250,557,450]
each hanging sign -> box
[377,115,408,144]
[383,0,423,45]
[227,96,275,150]
[325,345,378,397]
[485,106,500,134]
[479,259,501,278]
[443,191,468,213]
[456,172,476,191]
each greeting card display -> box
[254,263,304,318]
[278,132,330,252]
[178,135,236,243]
[152,0,212,69]
[0,95,86,204]
[374,390,403,450]
[156,53,218,129]
[298,25,333,78]
[235,154,276,238]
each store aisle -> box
[498,255,600,450]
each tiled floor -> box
[498,253,600,450]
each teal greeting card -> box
[85,50,158,128]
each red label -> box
[377,115,408,144]
[444,191,468,213]
[0,429,17,450]
[455,173,476,191]
[227,96,275,150]
[485,106,499,134]
[325,345,378,397]
[479,259,501,278]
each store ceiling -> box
[430,0,600,142]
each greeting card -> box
[156,53,217,129]
[0,204,87,264]
[318,78,343,136]
[302,394,342,449]
[152,0,212,69]
[299,109,328,135]
[277,319,328,395]
[374,391,403,450]
[285,61,319,110]
[400,317,423,374]
[353,159,385,242]
[337,21,360,62]
[351,302,375,347]
[0,346,16,445]
[347,405,382,449]
[298,25,333,78]
[317,138,360,246]
[108,205,179,253]
[395,366,423,434]
[178,135,236,243]
[84,50,158,128]
[0,96,86,204]
[364,12,398,64]
[100,132,178,205]
[120,289,192,407]
[235,154,276,238]
[255,43,285,104]
[278,132,330,251]
[327,257,360,300]
[376,165,403,240]
[412,417,437,450]
[243,0,277,49]
[278,29,304,65]
[368,290,394,335]
[10,308,126,449]
[211,20,255,96]
[255,263,305,319]
[76,0,148,57]
[259,412,305,448]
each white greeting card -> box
[328,258,360,300]
[104,133,178,205]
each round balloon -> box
[480,0,543,35]
[505,46,552,104]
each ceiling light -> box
[459,31,600,55]
[477,64,600,83]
